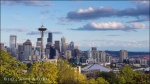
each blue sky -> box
[1,0,149,51]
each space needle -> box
[38,24,47,60]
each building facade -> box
[23,39,32,61]
[119,49,128,62]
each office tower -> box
[61,36,66,54]
[106,55,112,63]
[18,44,24,61]
[10,35,17,57]
[65,50,72,60]
[72,48,80,57]
[45,43,51,59]
[68,41,74,50]
[99,51,106,63]
[23,39,32,60]
[54,41,60,53]
[49,46,56,59]
[140,58,147,65]
[119,49,128,62]
[10,35,17,48]
[91,47,99,62]
[47,32,52,45]
[38,24,47,59]
[0,43,5,50]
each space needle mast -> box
[38,24,47,60]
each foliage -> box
[57,60,87,84]
[98,71,119,84]
[27,61,58,84]
[0,50,27,84]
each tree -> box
[0,50,27,84]
[88,78,97,84]
[27,61,58,84]
[57,60,75,84]
[96,77,109,84]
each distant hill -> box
[105,51,150,57]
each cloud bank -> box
[2,28,28,32]
[64,1,149,20]
[70,22,146,31]
[1,0,52,6]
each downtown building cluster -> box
[0,34,149,67]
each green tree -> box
[57,60,76,84]
[0,50,27,84]
[96,77,109,84]
[98,71,119,84]
[88,78,97,84]
[27,61,58,84]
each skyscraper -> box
[10,35,17,48]
[10,35,17,57]
[47,32,53,45]
[54,40,60,53]
[119,49,128,62]
[61,36,66,54]
[18,44,24,61]
[99,51,106,63]
[49,46,56,59]
[23,39,32,61]
[68,41,74,50]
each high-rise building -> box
[68,41,74,50]
[0,43,5,50]
[49,46,56,59]
[10,35,17,57]
[23,39,32,61]
[61,36,66,54]
[119,49,128,62]
[54,41,60,53]
[99,51,106,63]
[47,32,52,45]
[65,50,72,60]
[18,44,24,61]
[45,43,51,59]
[10,35,17,48]
[106,55,112,63]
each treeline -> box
[0,50,150,84]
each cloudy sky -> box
[1,0,149,51]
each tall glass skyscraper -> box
[61,36,66,54]
[10,35,17,48]
[47,32,52,45]
[10,35,17,57]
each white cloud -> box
[130,22,146,29]
[71,22,147,31]
[77,7,94,13]
[89,22,125,29]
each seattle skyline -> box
[1,0,149,52]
